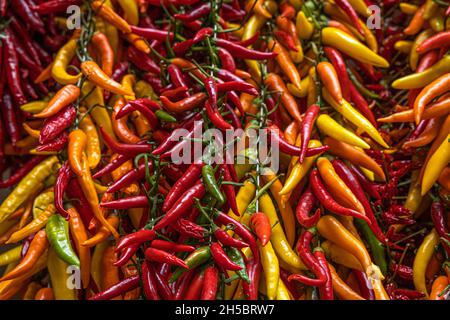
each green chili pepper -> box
[169,246,211,283]
[347,68,380,100]
[227,247,250,284]
[46,214,80,267]
[202,165,225,206]
[354,219,387,276]
[155,109,177,122]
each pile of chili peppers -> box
[0,0,448,301]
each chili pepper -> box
[91,0,131,33]
[1,92,21,147]
[414,74,450,125]
[34,84,80,119]
[314,248,334,300]
[268,39,302,90]
[250,212,271,247]
[151,240,194,253]
[310,169,371,224]
[11,0,45,34]
[183,270,204,300]
[335,0,365,35]
[430,276,449,300]
[328,263,365,300]
[99,127,151,155]
[348,81,378,128]
[46,214,80,267]
[217,48,236,73]
[0,230,47,281]
[0,156,45,189]
[141,261,160,300]
[90,275,140,300]
[170,246,211,282]
[202,164,225,205]
[430,200,450,243]
[413,229,439,296]
[127,46,160,75]
[116,228,156,253]
[172,218,205,239]
[53,161,71,219]
[215,38,277,60]
[160,92,207,113]
[32,0,81,14]
[242,257,261,300]
[213,226,248,249]
[155,181,205,231]
[352,270,375,300]
[107,163,146,194]
[145,247,188,269]
[101,195,148,210]
[421,134,450,195]
[298,104,320,164]
[199,265,218,300]
[317,62,343,104]
[296,186,321,228]
[260,241,280,300]
[174,2,210,22]
[83,214,119,247]
[39,105,76,145]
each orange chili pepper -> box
[328,263,365,300]
[379,97,450,123]
[91,1,131,34]
[438,167,450,192]
[404,4,426,35]
[284,121,299,145]
[121,261,141,300]
[91,32,114,77]
[324,137,386,181]
[82,215,119,247]
[160,92,207,113]
[34,85,80,118]
[429,275,449,300]
[33,63,53,84]
[265,73,302,123]
[110,155,140,195]
[0,230,48,281]
[403,117,443,149]
[68,129,87,177]
[34,287,54,300]
[317,61,343,104]
[268,39,302,90]
[67,206,90,289]
[317,157,366,215]
[245,0,271,19]
[414,73,450,124]
[101,244,122,299]
[124,33,151,54]
[81,61,134,96]
[112,98,141,144]
[171,58,207,82]
[327,20,354,37]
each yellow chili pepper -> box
[316,114,371,149]
[0,156,58,223]
[328,263,365,300]
[81,81,117,141]
[47,248,78,300]
[410,29,435,71]
[259,193,307,270]
[7,204,55,244]
[51,39,82,85]
[20,101,48,114]
[287,76,310,98]
[347,0,371,17]
[276,278,293,300]
[103,19,120,57]
[242,14,268,79]
[0,245,22,267]
[394,40,413,54]
[117,0,139,25]
[121,74,136,101]
[79,111,101,170]
[296,11,314,40]
[321,240,363,271]
[279,140,322,195]
[413,229,439,296]
[429,13,445,32]
[134,80,158,100]
[228,179,256,222]
[68,129,87,177]
[78,154,119,238]
[32,189,54,219]
[423,0,438,20]
[323,89,389,148]
[91,241,109,290]
[393,55,450,89]
[322,27,389,68]
[259,241,279,300]
[421,134,450,195]
[404,170,423,216]
[399,3,418,15]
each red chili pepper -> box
[183,270,204,300]
[116,228,156,252]
[299,104,320,164]
[235,32,261,47]
[36,131,69,152]
[210,242,242,271]
[130,25,174,42]
[39,105,76,144]
[116,100,159,129]
[54,161,72,219]
[0,156,44,188]
[334,0,364,35]
[310,169,372,224]
[92,153,135,179]
[348,80,378,128]
[106,163,147,194]
[242,258,261,300]
[332,159,386,243]
[0,92,21,147]
[9,17,41,66]
[214,211,259,261]
[127,46,160,75]
[250,212,271,246]
[147,262,174,300]
[217,48,236,73]
[89,275,140,300]
[11,0,45,34]
[274,30,298,52]
[141,261,160,300]
[393,288,425,300]
[323,46,351,101]
[0,0,7,16]
[160,92,207,113]
[114,242,139,267]
[205,99,234,131]
[151,240,195,253]
[352,269,375,300]
[163,161,203,212]
[296,186,321,228]
[417,31,450,54]
[220,3,245,21]
[174,3,211,22]
[99,127,152,155]
[348,164,381,200]
[289,228,327,286]
[217,81,258,96]
[219,164,239,216]
[101,195,148,209]
[214,226,248,248]
[3,29,27,106]
[160,120,204,159]
[390,261,413,281]
[174,269,195,299]
[269,126,330,157]
[32,0,81,14]
[145,247,189,269]
[200,265,218,300]
[314,248,333,300]
[172,218,206,239]
[215,38,277,60]
[155,181,205,231]
[205,77,218,105]
[65,179,95,228]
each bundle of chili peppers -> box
[0,0,448,301]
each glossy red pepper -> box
[54,161,72,219]
[324,46,351,101]
[101,195,149,209]
[141,261,161,300]
[99,127,152,155]
[127,46,160,75]
[151,240,195,253]
[296,185,321,228]
[299,104,320,164]
[200,265,218,300]
[130,25,174,42]
[210,242,242,271]
[215,38,277,60]
[3,29,27,106]
[172,218,206,239]
[89,275,140,300]
[174,3,211,22]
[314,249,333,300]
[145,247,189,269]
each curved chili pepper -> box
[217,48,236,73]
[417,31,450,54]
[160,92,207,113]
[242,258,261,300]
[174,3,211,22]
[299,104,320,164]
[90,275,140,300]
[101,195,148,209]
[310,169,371,224]
[11,0,45,34]
[145,247,188,269]
[141,261,160,300]
[116,228,156,252]
[151,240,195,253]
[54,161,72,219]
[127,46,160,75]
[99,127,152,155]
[65,179,95,228]
[39,105,76,144]
[210,242,242,271]
[215,38,277,60]
[296,186,321,228]
[352,269,375,300]
[213,226,248,248]
[314,249,334,300]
